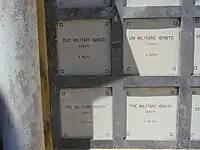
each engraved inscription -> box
[62,37,107,50]
[126,0,180,6]
[124,20,179,76]
[57,20,111,75]
[60,88,113,140]
[194,28,200,75]
[126,95,177,140]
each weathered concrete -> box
[0,0,45,149]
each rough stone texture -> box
[0,0,45,149]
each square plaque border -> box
[122,18,181,76]
[56,19,113,76]
[45,0,200,149]
[124,88,179,149]
[59,87,113,142]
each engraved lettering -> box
[128,35,175,41]
[81,120,92,124]
[158,36,174,40]
[159,104,172,108]
[129,104,173,109]
[129,36,136,40]
[64,104,108,109]
[145,53,157,57]
[195,107,200,111]
[79,44,90,48]
[196,34,200,39]
[78,55,90,59]
[129,104,137,108]
[81,104,92,109]
[93,104,107,108]
[139,104,156,108]
[61,36,108,62]
[74,105,80,109]
[129,103,174,115]
[64,105,73,109]
[62,38,71,42]
[145,110,155,113]
[145,120,156,123]
[73,37,90,42]
[137,36,156,40]
[92,37,107,42]
[62,37,107,44]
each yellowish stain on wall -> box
[36,0,53,150]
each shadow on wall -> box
[0,90,19,150]
[0,92,3,150]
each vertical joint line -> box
[111,9,123,77]
[113,80,126,147]
[178,0,194,148]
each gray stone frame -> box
[45,0,200,149]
